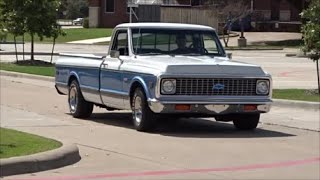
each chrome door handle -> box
[102,64,108,68]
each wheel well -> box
[130,82,143,105]
[68,75,77,86]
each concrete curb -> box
[273,99,320,110]
[0,70,54,82]
[0,51,60,56]
[285,53,310,58]
[1,70,319,110]
[0,143,81,177]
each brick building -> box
[89,0,308,31]
[89,0,129,28]
[251,0,309,31]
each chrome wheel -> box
[133,96,143,124]
[131,87,156,131]
[69,84,78,113]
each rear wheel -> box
[68,80,93,118]
[131,87,156,131]
[233,114,260,130]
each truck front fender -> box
[68,71,81,86]
[129,76,152,100]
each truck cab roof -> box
[116,23,215,31]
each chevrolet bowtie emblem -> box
[213,83,225,90]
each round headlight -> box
[256,80,269,95]
[161,79,176,94]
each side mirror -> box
[110,50,120,58]
[227,53,232,59]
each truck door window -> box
[112,30,128,56]
[202,34,218,54]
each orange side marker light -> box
[175,104,191,111]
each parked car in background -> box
[55,23,273,132]
[73,18,83,25]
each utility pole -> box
[128,3,139,23]
[251,0,254,12]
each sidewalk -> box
[226,32,302,47]
[67,37,111,44]
[0,105,81,176]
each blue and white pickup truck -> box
[55,23,272,131]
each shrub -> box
[83,18,89,28]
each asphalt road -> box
[0,75,319,180]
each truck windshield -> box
[131,28,225,56]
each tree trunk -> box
[50,37,56,64]
[317,60,320,96]
[14,36,18,62]
[222,30,230,47]
[22,34,25,61]
[31,33,34,60]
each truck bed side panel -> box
[55,55,103,104]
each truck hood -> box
[122,55,266,76]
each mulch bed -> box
[14,60,54,66]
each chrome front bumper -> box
[148,99,272,114]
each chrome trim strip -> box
[81,85,99,92]
[148,99,272,114]
[56,65,101,70]
[100,89,128,96]
[159,101,272,104]
[59,53,105,59]
[55,82,68,86]
[158,95,271,99]
[159,74,272,79]
[100,68,156,76]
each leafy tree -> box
[0,0,25,61]
[301,0,320,95]
[1,0,64,61]
[64,0,88,19]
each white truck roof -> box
[116,23,215,31]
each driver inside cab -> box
[172,34,190,54]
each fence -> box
[160,6,219,31]
[137,5,161,22]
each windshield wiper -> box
[138,52,164,56]
[176,53,203,56]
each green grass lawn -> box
[273,89,320,102]
[0,128,61,159]
[0,62,55,77]
[5,28,113,43]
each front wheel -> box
[232,114,260,130]
[131,87,156,131]
[68,80,93,118]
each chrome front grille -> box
[175,78,257,96]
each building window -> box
[105,0,115,13]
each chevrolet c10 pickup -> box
[55,23,272,132]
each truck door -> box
[100,29,129,108]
